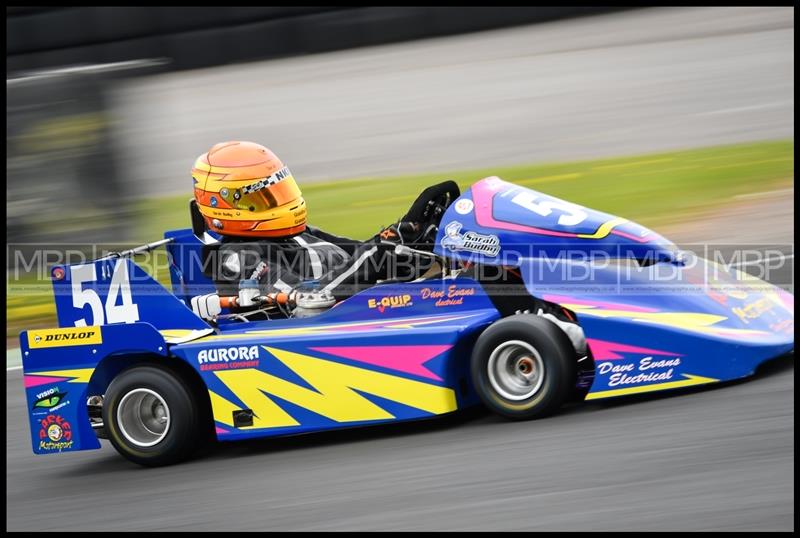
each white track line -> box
[694,100,793,116]
[734,188,794,200]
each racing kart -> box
[20,176,794,466]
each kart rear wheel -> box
[471,314,576,420]
[103,365,201,467]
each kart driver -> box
[190,141,456,320]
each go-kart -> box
[20,176,794,466]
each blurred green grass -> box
[7,139,794,343]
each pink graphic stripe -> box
[542,294,660,313]
[587,338,679,361]
[309,345,452,381]
[776,289,794,312]
[610,229,660,244]
[215,426,228,435]
[24,375,70,388]
[300,314,475,334]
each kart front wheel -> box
[103,365,201,466]
[471,314,576,420]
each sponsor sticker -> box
[440,221,500,257]
[32,387,69,415]
[732,297,774,323]
[211,210,235,217]
[242,166,293,194]
[293,206,307,225]
[28,327,102,349]
[368,294,413,313]
[597,357,682,387]
[454,199,474,215]
[38,414,74,452]
[420,285,476,307]
[769,318,793,334]
[197,346,260,371]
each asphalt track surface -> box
[114,7,794,197]
[5,202,794,532]
[7,8,794,532]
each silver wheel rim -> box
[116,388,170,447]
[487,340,545,401]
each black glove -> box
[377,221,423,245]
[376,180,461,248]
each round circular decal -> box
[454,199,474,215]
[47,423,64,442]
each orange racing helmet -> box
[192,141,307,238]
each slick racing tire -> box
[471,314,576,420]
[103,365,201,467]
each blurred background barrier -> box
[7,7,626,74]
[7,67,127,246]
[6,60,165,247]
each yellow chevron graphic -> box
[585,374,718,400]
[30,368,95,383]
[562,305,768,337]
[159,329,196,338]
[577,217,629,239]
[209,346,457,429]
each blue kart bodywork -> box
[20,177,793,456]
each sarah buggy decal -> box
[32,387,69,415]
[598,356,682,387]
[38,415,73,452]
[420,285,476,307]
[197,346,260,372]
[440,222,500,257]
[368,294,413,313]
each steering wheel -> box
[406,181,461,247]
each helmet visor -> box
[218,167,302,212]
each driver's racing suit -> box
[205,224,432,303]
[192,181,457,319]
